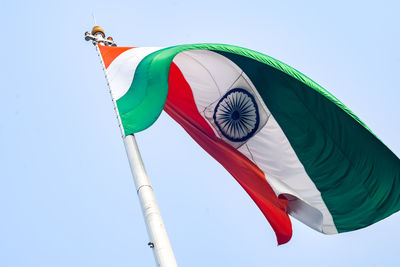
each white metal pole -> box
[123,135,178,267]
[86,26,178,267]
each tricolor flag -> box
[98,43,400,245]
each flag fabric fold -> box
[98,43,400,244]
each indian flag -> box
[98,43,400,245]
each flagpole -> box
[85,26,178,267]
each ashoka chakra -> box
[213,88,260,142]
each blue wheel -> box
[213,88,260,142]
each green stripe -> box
[117,43,400,231]
[216,51,400,232]
[117,43,371,135]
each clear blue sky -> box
[1,0,399,266]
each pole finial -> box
[91,26,105,38]
[84,24,116,46]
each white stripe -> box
[241,116,337,234]
[173,50,338,234]
[106,47,162,100]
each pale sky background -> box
[1,0,399,266]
